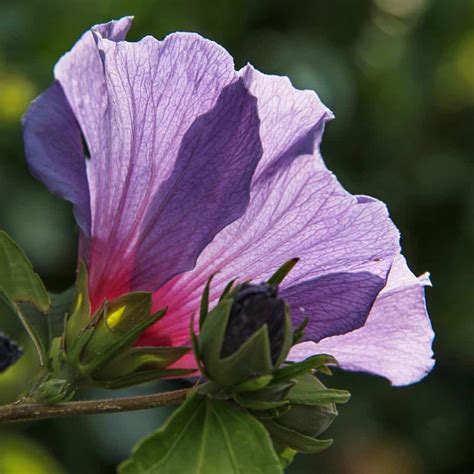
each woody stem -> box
[0,388,189,423]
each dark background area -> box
[0,0,473,473]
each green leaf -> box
[0,231,51,364]
[272,355,338,383]
[277,447,297,469]
[20,286,75,358]
[0,230,50,312]
[267,258,299,286]
[120,393,283,474]
[262,419,333,454]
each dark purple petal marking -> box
[133,78,262,291]
[290,256,435,386]
[281,272,386,342]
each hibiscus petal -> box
[281,271,386,342]
[290,255,435,386]
[143,67,400,347]
[22,82,91,234]
[26,19,264,310]
[84,32,262,307]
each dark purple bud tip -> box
[0,332,23,373]
[221,283,286,364]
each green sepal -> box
[275,402,337,438]
[199,297,274,386]
[65,261,90,352]
[267,258,299,286]
[318,365,333,376]
[233,393,289,411]
[79,292,166,372]
[240,381,295,403]
[272,354,338,383]
[218,278,237,303]
[95,346,191,379]
[265,374,344,442]
[273,303,294,368]
[199,274,215,330]
[262,418,333,454]
[30,378,74,404]
[97,367,195,390]
[292,317,309,345]
[190,316,206,376]
[233,374,273,392]
[288,386,351,405]
[119,392,283,474]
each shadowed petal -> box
[22,82,91,234]
[281,271,386,342]
[289,256,435,386]
[141,68,400,348]
[131,78,262,293]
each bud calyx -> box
[221,283,285,364]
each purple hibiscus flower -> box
[22,17,434,386]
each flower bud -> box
[198,281,293,387]
[221,283,286,364]
[0,332,22,373]
[260,374,344,455]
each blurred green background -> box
[1,0,473,472]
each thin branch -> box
[0,388,189,423]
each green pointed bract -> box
[96,346,191,380]
[253,373,350,460]
[267,258,299,286]
[239,381,295,403]
[275,375,338,438]
[272,354,338,383]
[234,374,273,392]
[233,394,289,411]
[120,392,283,474]
[65,261,90,353]
[262,419,333,454]
[218,278,237,303]
[292,317,309,345]
[98,367,195,390]
[199,273,215,330]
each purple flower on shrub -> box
[0,332,22,373]
[22,17,434,386]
